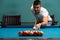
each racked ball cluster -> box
[19,30,43,36]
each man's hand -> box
[33,23,41,30]
[35,23,41,28]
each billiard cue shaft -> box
[33,19,41,30]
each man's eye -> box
[34,7,36,8]
[37,7,39,8]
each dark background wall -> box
[0,0,60,25]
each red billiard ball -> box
[33,32,37,35]
[24,30,30,35]
[19,31,23,36]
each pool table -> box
[0,25,60,38]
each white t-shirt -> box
[31,6,52,22]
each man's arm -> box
[34,16,48,29]
[40,16,48,25]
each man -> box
[31,0,52,29]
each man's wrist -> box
[39,23,42,26]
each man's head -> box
[33,0,41,14]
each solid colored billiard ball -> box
[38,31,43,36]
[24,30,30,35]
[33,32,39,36]
[19,31,23,36]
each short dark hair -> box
[33,0,41,5]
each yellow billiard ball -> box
[38,31,44,36]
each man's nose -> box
[35,8,37,11]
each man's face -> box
[33,4,41,14]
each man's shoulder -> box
[40,7,49,16]
[41,7,48,13]
[40,7,49,14]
